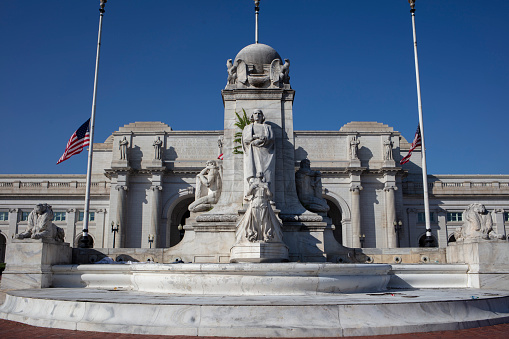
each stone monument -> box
[188,160,222,213]
[2,203,71,289]
[295,159,329,213]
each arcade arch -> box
[163,193,194,247]
[323,192,351,246]
[0,232,6,263]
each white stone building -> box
[1,43,508,263]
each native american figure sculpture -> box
[453,203,504,241]
[188,160,222,212]
[15,203,65,242]
[295,159,329,213]
[235,173,283,244]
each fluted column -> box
[149,185,162,248]
[350,185,363,248]
[384,185,397,248]
[115,185,128,248]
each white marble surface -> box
[1,288,509,337]
[53,263,392,295]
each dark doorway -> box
[325,199,342,245]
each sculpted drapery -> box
[242,109,275,196]
[235,174,283,244]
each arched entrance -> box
[166,196,194,247]
[74,233,94,248]
[418,233,437,247]
[0,233,6,263]
[325,198,342,244]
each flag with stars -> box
[56,119,91,164]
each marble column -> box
[149,185,162,248]
[115,185,128,248]
[95,209,106,248]
[437,209,447,248]
[8,208,19,242]
[407,208,417,247]
[66,208,76,247]
[350,185,362,248]
[384,185,397,248]
[493,209,506,239]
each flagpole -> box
[80,0,107,248]
[254,1,260,44]
[408,0,433,246]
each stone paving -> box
[1,319,509,338]
[1,289,509,338]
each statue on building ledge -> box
[295,159,329,213]
[119,136,129,160]
[15,203,65,242]
[188,160,222,212]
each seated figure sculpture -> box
[295,159,329,213]
[15,203,65,242]
[454,203,504,241]
[188,160,222,212]
[235,173,283,244]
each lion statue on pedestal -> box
[454,203,503,242]
[15,203,65,242]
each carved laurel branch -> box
[196,214,238,222]
[279,214,324,222]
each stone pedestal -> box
[446,241,509,290]
[1,239,72,289]
[230,242,289,263]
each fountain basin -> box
[52,263,391,295]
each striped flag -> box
[56,119,91,164]
[400,125,422,165]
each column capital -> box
[407,208,417,214]
[384,184,398,192]
[493,208,505,214]
[115,185,128,192]
[66,208,76,213]
[150,185,163,191]
[349,185,363,192]
[8,208,19,213]
[96,209,106,214]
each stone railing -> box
[403,178,509,196]
[0,179,109,195]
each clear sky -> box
[1,1,507,175]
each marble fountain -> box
[2,42,509,337]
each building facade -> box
[1,44,508,262]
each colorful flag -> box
[400,125,421,165]
[56,119,91,164]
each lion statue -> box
[15,203,65,242]
[453,203,503,242]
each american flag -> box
[400,125,422,165]
[56,119,91,164]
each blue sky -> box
[1,1,507,175]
